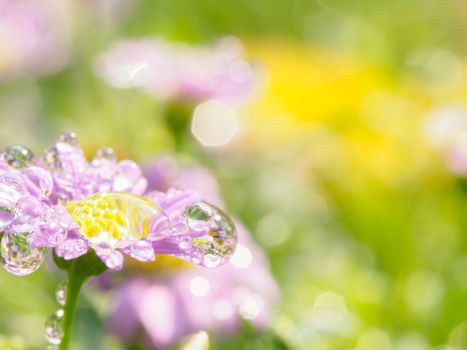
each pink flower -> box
[0,0,70,80]
[0,133,238,274]
[106,157,278,348]
[95,36,260,104]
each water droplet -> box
[185,203,214,231]
[94,147,116,161]
[0,145,35,169]
[0,199,15,227]
[191,251,202,264]
[113,160,143,192]
[214,213,234,234]
[9,216,33,234]
[0,232,46,276]
[0,172,26,195]
[58,132,79,146]
[188,203,237,268]
[23,167,54,197]
[203,251,222,268]
[171,215,188,233]
[103,249,123,269]
[15,196,41,218]
[191,238,212,250]
[55,281,67,306]
[44,310,64,345]
[42,147,61,170]
[178,237,191,250]
[127,240,155,262]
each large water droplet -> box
[0,145,35,169]
[212,210,235,241]
[0,232,46,276]
[44,310,64,345]
[188,203,237,268]
[185,203,214,231]
[55,281,67,306]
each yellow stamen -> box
[66,192,160,243]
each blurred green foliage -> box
[0,0,467,350]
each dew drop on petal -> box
[0,172,26,195]
[178,237,192,250]
[42,147,61,170]
[105,250,124,269]
[128,240,155,262]
[44,310,64,345]
[55,281,67,306]
[23,167,54,197]
[171,215,188,233]
[0,199,15,227]
[185,203,214,231]
[0,145,35,169]
[58,132,79,146]
[113,160,143,192]
[191,251,202,265]
[188,203,237,268]
[15,196,41,218]
[94,147,116,161]
[9,216,33,235]
[0,232,46,276]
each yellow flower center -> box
[66,192,160,244]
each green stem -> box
[164,102,194,153]
[59,272,87,350]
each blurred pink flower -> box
[0,0,70,80]
[95,36,260,104]
[106,157,279,348]
[143,155,223,205]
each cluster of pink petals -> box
[0,0,69,80]
[0,133,237,272]
[94,36,259,104]
[107,157,279,348]
[0,160,73,247]
[39,135,147,202]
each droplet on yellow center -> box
[66,192,160,244]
